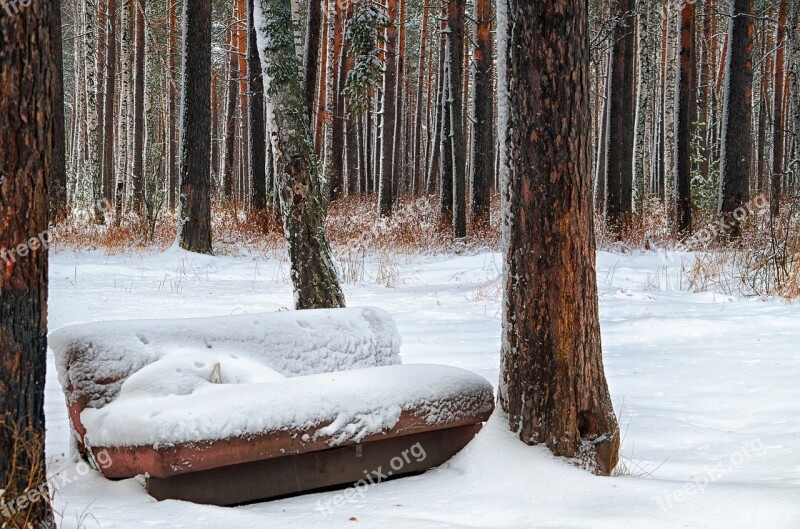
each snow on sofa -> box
[51,308,495,505]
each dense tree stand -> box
[499,0,620,475]
[0,2,58,527]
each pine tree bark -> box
[131,0,146,212]
[412,0,430,196]
[470,0,494,226]
[248,0,268,211]
[499,0,620,476]
[444,0,467,238]
[0,2,58,526]
[771,0,788,212]
[304,0,323,119]
[51,1,68,222]
[168,0,178,210]
[102,0,117,206]
[379,0,398,217]
[676,0,695,234]
[178,0,214,254]
[719,0,754,237]
[604,0,636,233]
[223,18,240,198]
[254,0,346,309]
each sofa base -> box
[146,424,481,506]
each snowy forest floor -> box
[46,246,800,528]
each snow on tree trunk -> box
[633,0,656,213]
[719,0,754,238]
[0,2,59,526]
[253,0,346,310]
[662,0,679,220]
[84,0,105,222]
[499,0,620,476]
[178,0,214,254]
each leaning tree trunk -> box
[604,0,636,234]
[254,0,346,310]
[676,0,695,234]
[178,0,214,254]
[470,0,494,227]
[719,0,754,237]
[499,0,620,476]
[248,0,268,211]
[0,2,58,527]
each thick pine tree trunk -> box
[248,0,268,211]
[499,0,620,476]
[379,0,398,218]
[470,0,494,226]
[676,1,695,234]
[254,0,346,309]
[0,2,58,526]
[719,0,754,237]
[178,0,214,254]
[604,0,635,233]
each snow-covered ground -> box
[45,247,800,528]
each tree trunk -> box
[443,0,466,238]
[0,2,58,526]
[676,0,695,234]
[248,0,268,211]
[604,0,635,233]
[254,0,346,309]
[772,0,788,213]
[412,0,430,196]
[470,0,494,226]
[499,0,620,476]
[304,0,323,119]
[102,0,117,207]
[131,0,146,212]
[633,0,655,213]
[168,0,178,210]
[379,0,398,217]
[719,0,754,237]
[178,0,214,254]
[662,1,679,218]
[223,17,240,198]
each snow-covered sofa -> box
[51,308,495,505]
